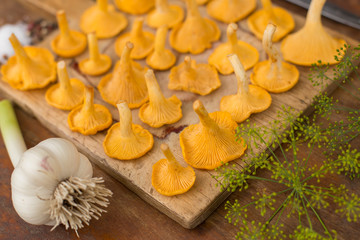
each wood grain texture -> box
[0,0,359,230]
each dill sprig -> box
[215,44,360,239]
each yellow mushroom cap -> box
[281,0,346,66]
[103,101,154,160]
[146,0,184,29]
[208,23,259,75]
[169,0,220,54]
[1,34,56,90]
[207,0,256,23]
[51,10,87,58]
[220,54,271,123]
[180,100,247,170]
[79,33,112,76]
[45,61,85,110]
[168,56,221,95]
[196,0,209,4]
[114,0,155,15]
[251,24,299,93]
[80,0,128,39]
[98,42,148,108]
[115,18,155,60]
[152,143,196,196]
[68,86,112,135]
[146,26,176,70]
[248,0,295,42]
[139,70,182,128]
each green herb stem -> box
[0,100,27,167]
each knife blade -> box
[285,0,360,30]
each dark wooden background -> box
[0,0,359,239]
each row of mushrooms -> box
[0,0,346,196]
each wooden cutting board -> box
[0,0,358,229]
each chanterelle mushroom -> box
[98,42,148,109]
[281,0,346,66]
[45,61,85,110]
[114,0,155,15]
[103,101,154,160]
[146,25,176,70]
[68,86,112,135]
[220,54,271,123]
[146,0,184,29]
[51,10,87,58]
[168,56,221,95]
[139,70,182,128]
[251,24,299,93]
[115,18,155,60]
[79,32,112,76]
[80,0,127,39]
[248,0,294,42]
[180,100,247,170]
[1,34,56,90]
[152,143,196,196]
[208,23,259,75]
[169,0,220,54]
[206,0,256,23]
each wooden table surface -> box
[0,1,359,239]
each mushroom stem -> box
[154,25,167,53]
[156,0,170,12]
[97,0,108,12]
[227,23,238,47]
[261,0,275,19]
[228,54,249,95]
[193,100,219,131]
[145,70,166,105]
[263,24,282,70]
[117,102,134,138]
[119,42,133,73]
[160,143,181,168]
[81,87,95,114]
[305,0,325,26]
[9,33,30,65]
[88,33,101,63]
[131,18,145,40]
[57,61,72,91]
[57,10,72,39]
[186,0,201,18]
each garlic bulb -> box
[0,100,112,235]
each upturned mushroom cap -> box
[251,24,299,93]
[114,0,155,15]
[139,70,182,128]
[103,101,154,160]
[98,42,148,108]
[206,0,256,23]
[146,26,176,70]
[220,54,271,123]
[51,10,87,58]
[248,0,294,42]
[79,33,112,76]
[179,100,247,170]
[80,0,128,39]
[46,61,85,110]
[115,18,155,59]
[169,0,220,54]
[1,34,56,90]
[208,23,259,75]
[152,143,196,196]
[146,0,184,28]
[281,0,346,66]
[168,56,221,95]
[68,86,112,135]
